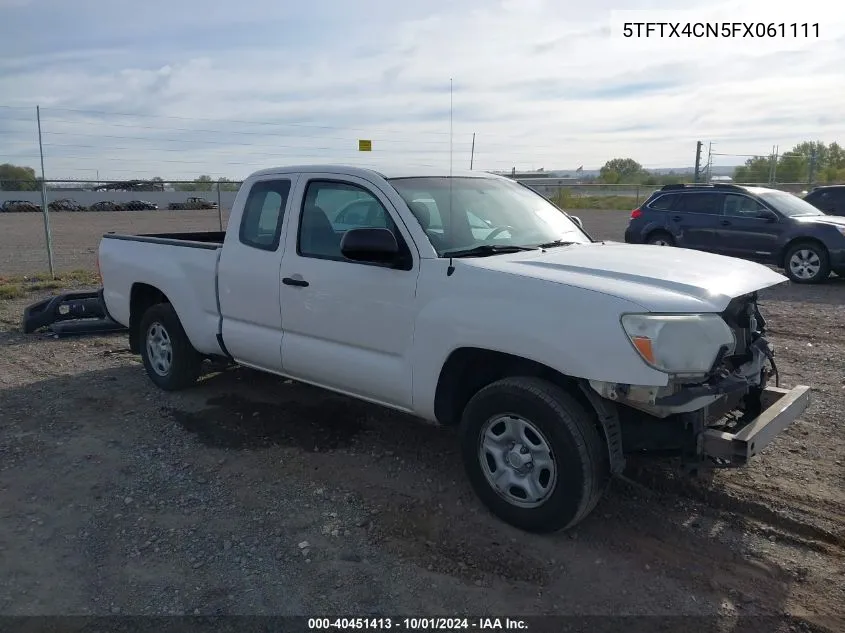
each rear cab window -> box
[239,179,292,251]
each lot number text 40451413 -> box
[307,617,529,630]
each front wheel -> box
[784,241,830,284]
[459,377,609,533]
[139,303,203,391]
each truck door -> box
[217,175,297,371]
[278,173,420,410]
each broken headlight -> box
[620,313,736,377]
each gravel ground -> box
[0,209,843,630]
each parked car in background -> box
[89,201,123,212]
[48,198,86,212]
[124,200,159,211]
[1,200,40,213]
[168,197,216,210]
[624,183,845,284]
[803,185,845,216]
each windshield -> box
[757,190,825,217]
[387,176,591,256]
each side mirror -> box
[340,227,399,264]
[758,209,777,222]
[570,215,583,229]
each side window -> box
[239,179,292,251]
[648,194,678,210]
[723,194,766,217]
[676,192,720,214]
[298,180,401,261]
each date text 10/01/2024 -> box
[308,618,528,630]
[621,22,820,38]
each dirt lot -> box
[0,209,843,629]
[0,210,228,275]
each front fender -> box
[409,279,670,421]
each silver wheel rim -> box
[478,414,557,508]
[145,321,173,376]
[651,238,670,246]
[789,249,821,280]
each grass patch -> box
[551,193,641,211]
[0,269,99,301]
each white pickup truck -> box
[97,164,811,532]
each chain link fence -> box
[0,177,828,277]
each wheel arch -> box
[777,236,829,268]
[433,347,596,428]
[644,228,674,244]
[129,282,170,353]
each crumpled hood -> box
[463,241,788,312]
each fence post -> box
[216,181,223,231]
[36,106,55,278]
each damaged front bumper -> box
[22,288,127,336]
[588,292,812,469]
[698,384,810,465]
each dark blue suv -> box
[624,183,845,284]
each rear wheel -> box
[459,377,609,533]
[646,231,674,246]
[784,241,830,284]
[139,303,202,390]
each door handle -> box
[720,220,731,226]
[282,277,309,287]
[671,215,682,222]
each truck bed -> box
[98,231,226,357]
[102,231,225,249]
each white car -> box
[97,164,811,532]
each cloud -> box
[0,0,843,179]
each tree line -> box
[0,166,241,192]
[732,141,845,184]
[595,140,845,185]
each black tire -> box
[138,303,202,390]
[646,230,675,246]
[783,241,831,284]
[459,377,609,533]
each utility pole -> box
[36,105,55,278]
[469,132,476,170]
[771,146,779,184]
[694,141,702,183]
[706,142,713,181]
[808,145,817,185]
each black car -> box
[803,185,845,216]
[89,201,123,212]
[123,200,158,211]
[624,183,845,284]
[1,200,40,213]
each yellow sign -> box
[358,139,372,152]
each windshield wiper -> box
[535,240,576,249]
[443,244,539,258]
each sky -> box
[0,0,843,181]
